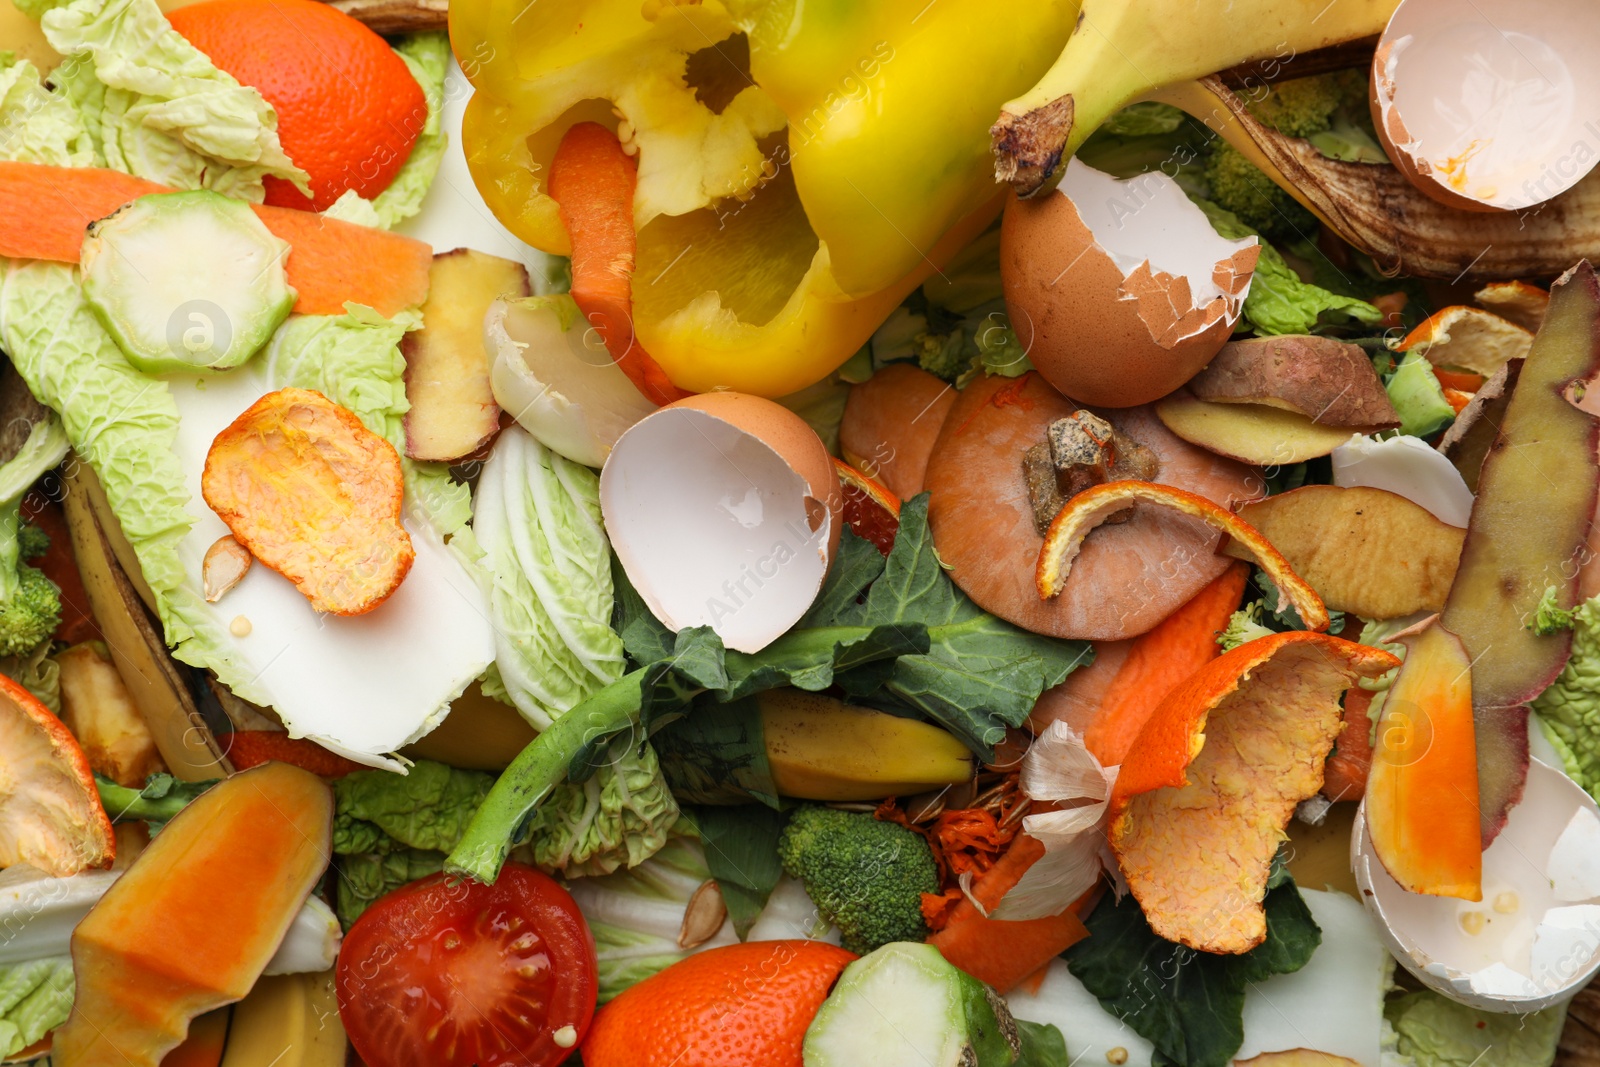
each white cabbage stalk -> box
[992,722,1117,921]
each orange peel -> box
[1035,480,1329,631]
[1399,305,1533,377]
[833,457,900,556]
[0,672,114,876]
[202,388,414,616]
[1108,631,1399,954]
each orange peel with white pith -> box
[1035,480,1329,631]
[1109,631,1400,954]
[202,388,414,616]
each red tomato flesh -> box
[336,863,597,1067]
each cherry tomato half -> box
[336,863,598,1067]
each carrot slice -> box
[0,162,430,316]
[546,124,689,407]
[1432,367,1486,392]
[926,835,1092,993]
[1322,685,1375,803]
[1037,480,1328,632]
[1083,562,1248,767]
[223,731,364,778]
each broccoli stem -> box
[95,777,194,824]
[444,667,653,884]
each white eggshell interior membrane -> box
[600,408,831,654]
[1353,758,1600,1011]
[1060,159,1257,312]
[1378,0,1600,209]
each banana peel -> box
[61,456,231,781]
[1162,76,1600,281]
[217,971,346,1067]
[991,0,1400,195]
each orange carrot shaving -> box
[0,162,431,316]
[1432,367,1486,392]
[1322,686,1375,803]
[223,731,364,778]
[927,836,1095,993]
[1082,562,1248,766]
[546,124,689,407]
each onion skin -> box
[926,372,1261,640]
[839,364,956,500]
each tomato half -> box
[336,863,598,1067]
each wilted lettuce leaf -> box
[333,759,493,855]
[0,956,73,1057]
[1386,990,1565,1067]
[35,0,308,200]
[0,54,96,165]
[336,848,444,928]
[1064,858,1321,1067]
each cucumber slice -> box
[81,190,296,375]
[803,942,1022,1067]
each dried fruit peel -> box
[0,672,115,876]
[1364,616,1482,901]
[1109,632,1398,954]
[1036,480,1328,632]
[201,388,414,616]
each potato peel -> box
[1109,632,1399,953]
[202,388,414,616]
[1035,480,1329,631]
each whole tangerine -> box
[168,0,427,211]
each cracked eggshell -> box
[1372,0,1600,212]
[600,392,840,655]
[1352,758,1600,1012]
[1001,160,1259,409]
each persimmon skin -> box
[925,372,1260,640]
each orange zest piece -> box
[0,162,431,316]
[1083,562,1248,767]
[202,388,414,616]
[1364,615,1482,900]
[1432,367,1486,393]
[834,457,901,556]
[1036,480,1328,631]
[546,123,690,408]
[1109,632,1398,953]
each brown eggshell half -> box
[839,363,957,500]
[925,372,1262,641]
[600,391,841,654]
[1001,170,1258,409]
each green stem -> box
[444,667,650,884]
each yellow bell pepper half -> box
[452,0,1078,398]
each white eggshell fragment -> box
[1353,758,1600,1012]
[1372,0,1600,211]
[486,296,656,468]
[1531,906,1600,991]
[600,393,840,655]
[1331,434,1474,527]
[1000,159,1258,408]
[1548,807,1600,902]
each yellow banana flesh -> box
[218,971,346,1067]
[759,690,974,802]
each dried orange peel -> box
[202,388,414,616]
[1108,631,1399,954]
[1035,480,1329,631]
[0,672,114,876]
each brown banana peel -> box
[1156,77,1600,282]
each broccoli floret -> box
[1246,70,1367,139]
[1529,585,1578,636]
[777,805,938,955]
[1218,602,1276,652]
[17,523,47,562]
[0,562,60,657]
[1203,142,1318,243]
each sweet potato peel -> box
[1036,480,1328,632]
[202,388,414,615]
[1109,632,1398,954]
